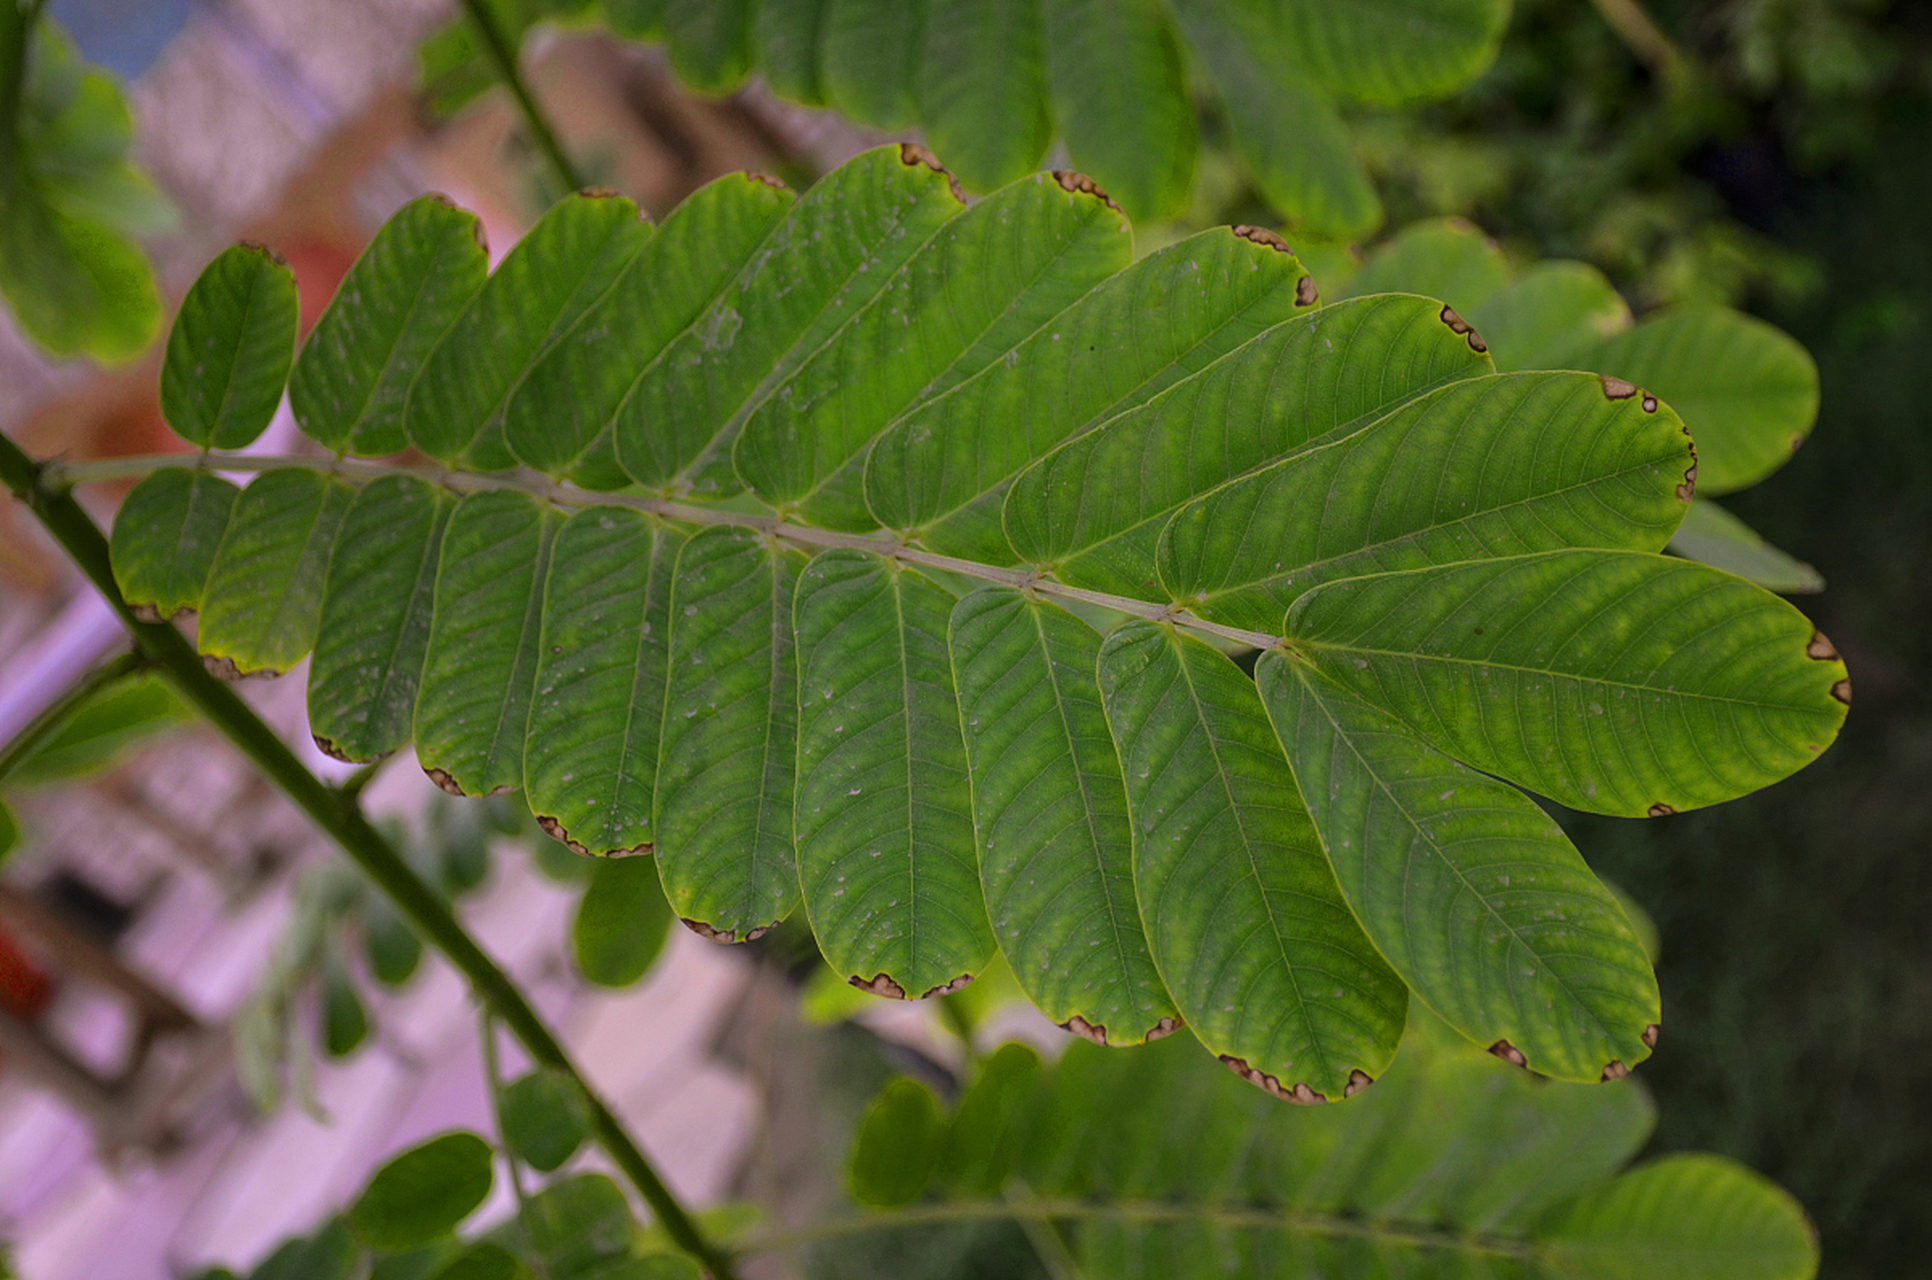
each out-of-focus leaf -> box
[520,1174,638,1276]
[248,1219,357,1280]
[363,895,424,989]
[1669,498,1825,594]
[349,1132,494,1252]
[5,674,191,788]
[498,1068,591,1173]
[849,1076,946,1207]
[319,954,371,1059]
[571,854,674,987]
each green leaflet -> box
[1669,498,1824,595]
[290,195,488,457]
[1278,0,1510,106]
[1573,306,1821,495]
[414,490,558,798]
[349,1132,493,1252]
[849,1077,947,1207]
[1540,1154,1819,1280]
[1043,0,1194,222]
[197,468,356,677]
[754,0,826,102]
[663,0,754,93]
[936,1042,1043,1195]
[948,589,1178,1043]
[1004,292,1493,593]
[497,1069,591,1174]
[309,477,455,763]
[1257,656,1660,1083]
[1341,215,1508,308]
[159,244,299,450]
[865,227,1319,561]
[918,0,1054,195]
[793,550,994,999]
[1287,551,1851,817]
[616,147,964,495]
[734,171,1129,527]
[572,854,674,986]
[655,527,806,942]
[320,951,370,1058]
[820,0,924,127]
[1171,0,1380,238]
[525,508,683,856]
[407,191,654,470]
[1097,622,1406,1102]
[1468,260,1632,373]
[1158,370,1696,631]
[504,171,793,488]
[109,468,239,621]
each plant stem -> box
[0,650,144,784]
[1587,0,1688,79]
[458,0,586,193]
[0,432,739,1280]
[48,453,1288,654]
[736,1196,1541,1261]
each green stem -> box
[47,453,1287,653]
[736,1196,1541,1261]
[0,650,144,784]
[458,0,586,193]
[0,432,738,1280]
[1587,0,1689,80]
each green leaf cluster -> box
[112,146,1847,1103]
[0,13,168,361]
[424,0,1509,231]
[845,1017,1820,1280]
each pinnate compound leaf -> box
[498,1068,591,1173]
[196,468,356,677]
[1097,622,1406,1102]
[1572,306,1820,495]
[110,469,239,621]
[308,477,454,763]
[948,589,1177,1043]
[407,191,653,470]
[615,147,963,495]
[525,509,683,856]
[733,170,1129,528]
[1287,551,1851,817]
[350,1131,494,1252]
[1157,370,1695,631]
[849,1076,946,1207]
[918,0,1054,195]
[655,528,806,943]
[1669,499,1824,595]
[1257,656,1660,1083]
[1540,1154,1819,1280]
[415,491,558,798]
[291,195,487,457]
[1004,292,1492,592]
[160,244,299,450]
[572,855,674,987]
[793,551,993,999]
[503,171,792,488]
[865,226,1321,562]
[1043,0,1194,222]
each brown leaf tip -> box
[1806,630,1840,662]
[1218,1054,1327,1104]
[1647,802,1676,817]
[311,734,358,764]
[577,185,622,199]
[203,654,275,682]
[743,170,786,190]
[238,240,290,269]
[850,972,908,999]
[1831,678,1852,706]
[131,603,166,624]
[1232,224,1292,254]
[1295,275,1319,307]
[1144,1015,1183,1042]
[1343,1069,1374,1098]
[1642,1023,1660,1050]
[1438,305,1488,353]
[1488,1039,1528,1068]
[424,767,467,797]
[919,974,974,1000]
[1601,1059,1630,1082]
[681,918,772,944]
[898,143,965,203]
[1601,375,1639,400]
[1061,1015,1108,1045]
[1050,170,1121,213]
[535,816,589,857]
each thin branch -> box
[458,0,586,193]
[0,431,739,1280]
[0,650,145,785]
[733,1196,1542,1260]
[1587,0,1689,80]
[48,453,1288,653]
